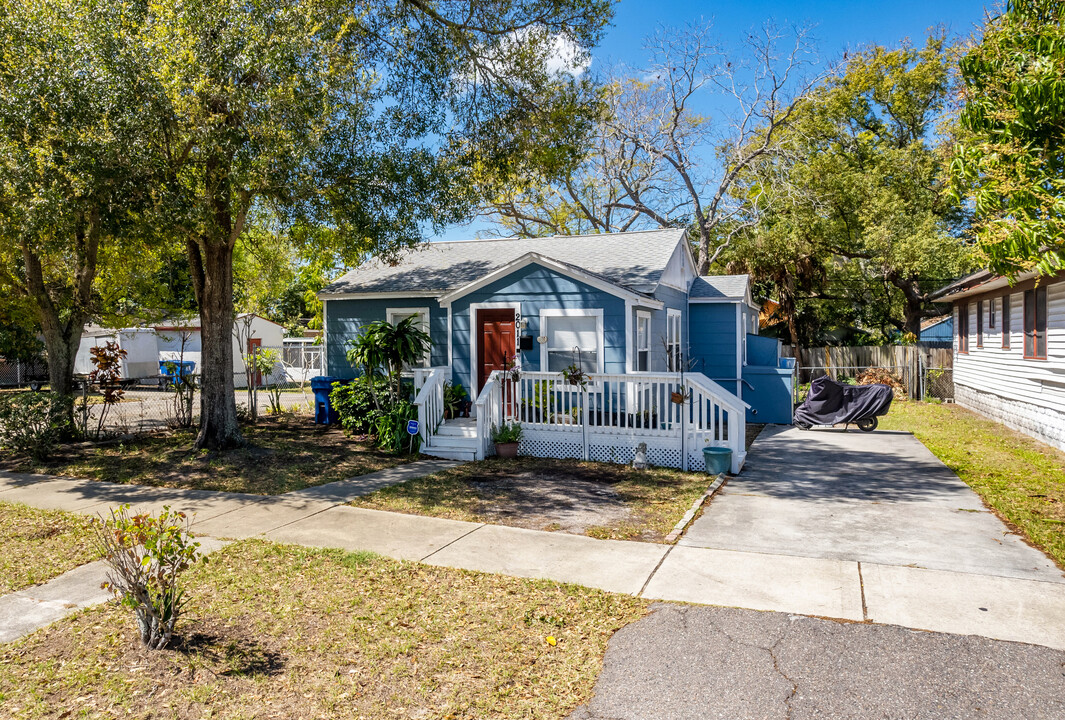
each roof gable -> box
[688,275,751,302]
[320,229,685,298]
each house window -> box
[635,312,650,372]
[989,298,996,329]
[386,307,431,368]
[541,310,602,373]
[958,303,969,353]
[667,310,683,371]
[1002,294,1011,349]
[976,300,984,348]
[1024,287,1048,359]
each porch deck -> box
[414,368,749,473]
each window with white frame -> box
[667,310,682,371]
[635,311,651,371]
[386,307,431,368]
[541,310,601,373]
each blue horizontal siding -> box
[325,297,447,379]
[450,263,628,390]
[689,302,738,395]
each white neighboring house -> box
[941,269,1065,451]
[154,313,286,388]
[75,326,160,380]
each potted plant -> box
[560,362,588,390]
[443,381,468,419]
[491,421,523,458]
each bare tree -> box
[483,22,829,272]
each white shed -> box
[75,327,160,380]
[154,313,286,387]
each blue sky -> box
[438,0,994,242]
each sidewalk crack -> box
[418,524,485,563]
[857,562,869,622]
[637,544,675,597]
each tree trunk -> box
[188,239,243,450]
[20,222,98,433]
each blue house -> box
[919,315,953,346]
[319,229,794,472]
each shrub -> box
[94,505,205,650]
[374,399,421,453]
[491,421,523,444]
[331,376,388,434]
[0,392,70,458]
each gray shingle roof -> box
[689,274,750,300]
[321,229,686,297]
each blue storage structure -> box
[159,360,195,386]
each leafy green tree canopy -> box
[952,0,1065,277]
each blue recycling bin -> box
[311,376,343,425]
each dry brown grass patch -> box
[0,540,646,719]
[0,501,100,594]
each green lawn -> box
[0,540,646,719]
[0,501,100,594]
[1,415,413,495]
[881,401,1065,568]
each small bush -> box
[374,399,420,453]
[331,376,388,434]
[491,421,523,444]
[0,392,70,458]
[94,505,205,650]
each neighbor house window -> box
[541,310,602,373]
[989,298,996,329]
[1002,294,1011,349]
[1024,287,1048,359]
[958,303,969,353]
[386,307,431,368]
[976,300,984,348]
[635,311,650,372]
[667,310,683,371]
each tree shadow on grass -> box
[171,630,285,678]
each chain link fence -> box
[1,344,324,440]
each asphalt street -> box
[569,603,1065,720]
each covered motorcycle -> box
[793,375,894,432]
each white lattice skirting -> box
[955,384,1065,452]
[519,427,735,472]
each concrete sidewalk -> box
[4,455,1065,651]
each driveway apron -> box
[680,425,1064,583]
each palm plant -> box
[345,316,431,402]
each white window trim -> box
[539,308,605,374]
[386,307,432,368]
[667,309,682,371]
[469,302,521,397]
[635,310,651,372]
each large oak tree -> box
[140,0,611,449]
[0,0,163,410]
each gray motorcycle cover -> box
[794,375,894,426]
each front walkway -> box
[4,436,1065,650]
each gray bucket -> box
[702,446,732,475]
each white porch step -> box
[422,420,480,462]
[436,421,477,439]
[421,446,478,462]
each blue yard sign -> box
[406,420,419,435]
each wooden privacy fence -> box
[781,345,954,400]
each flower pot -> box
[495,441,519,458]
[702,446,732,475]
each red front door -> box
[477,309,515,394]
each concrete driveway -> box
[681,425,1064,582]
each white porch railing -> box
[474,370,505,460]
[413,367,447,449]
[502,370,748,473]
